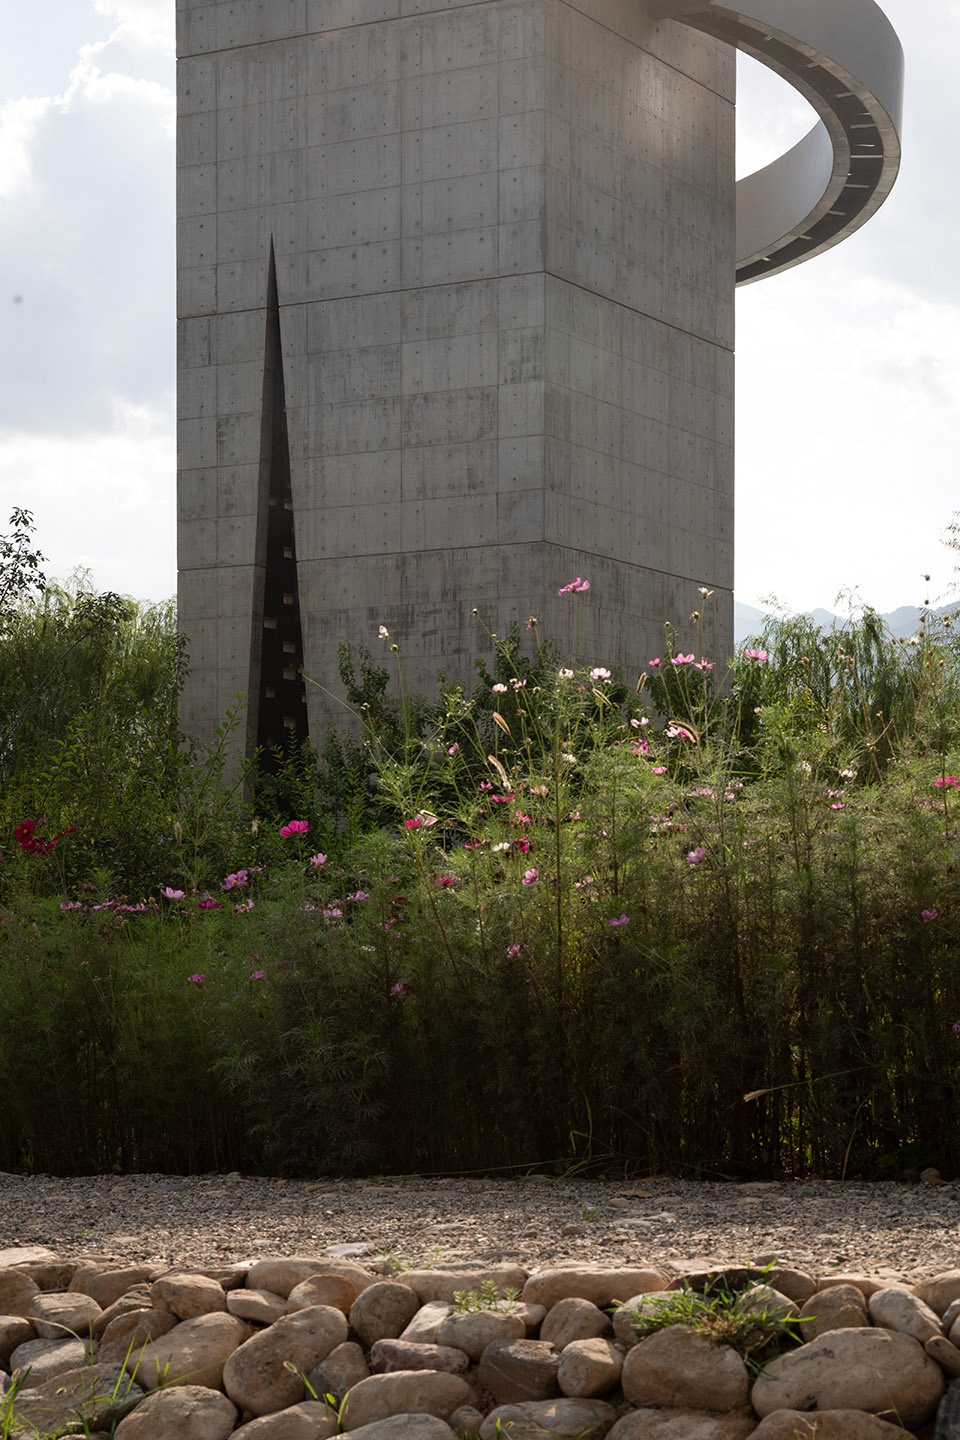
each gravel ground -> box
[2,1172,960,1282]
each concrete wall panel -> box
[178,0,736,753]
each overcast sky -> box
[1,0,956,615]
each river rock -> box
[817,1275,886,1300]
[606,1411,756,1439]
[10,1362,143,1435]
[113,1383,238,1439]
[478,1398,617,1438]
[621,1326,750,1411]
[0,1268,40,1317]
[369,1339,469,1375]
[914,1271,960,1318]
[10,1335,93,1382]
[436,1309,526,1361]
[340,1418,456,1439]
[750,1409,916,1438]
[476,1338,561,1403]
[401,1302,456,1344]
[231,1400,340,1437]
[522,1269,668,1310]
[396,1268,527,1305]
[0,1315,35,1365]
[799,1283,869,1341]
[126,1311,251,1391]
[227,1288,288,1325]
[152,1273,228,1320]
[612,1293,680,1346]
[69,1265,154,1309]
[557,1337,622,1397]
[868,1285,943,1343]
[926,1333,960,1377]
[245,1258,374,1303]
[349,1282,420,1346]
[93,1286,154,1336]
[541,1298,611,1350]
[31,1289,103,1339]
[222,1305,349,1416]
[99,1306,179,1363]
[308,1339,370,1399]
[751,1326,945,1428]
[341,1370,474,1429]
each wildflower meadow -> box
[1,511,959,1182]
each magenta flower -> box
[558,576,591,595]
[390,981,408,998]
[935,776,960,789]
[280,819,311,838]
[744,648,769,662]
[687,846,707,866]
[609,915,630,927]
[952,1020,960,1035]
[197,897,223,909]
[648,658,662,667]
[666,724,694,741]
[309,852,327,868]
[694,657,714,671]
[161,886,185,900]
[921,907,938,922]
[249,969,266,980]
[187,974,205,985]
[448,743,460,755]
[522,868,539,885]
[506,943,524,958]
[433,874,458,888]
[651,765,668,776]
[671,653,695,666]
[346,890,370,902]
[323,906,343,921]
[221,869,248,890]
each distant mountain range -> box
[734,600,955,647]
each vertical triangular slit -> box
[256,243,308,764]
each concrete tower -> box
[176,0,902,754]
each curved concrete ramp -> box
[654,0,904,282]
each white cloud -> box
[92,0,174,55]
[0,397,176,601]
[0,96,57,202]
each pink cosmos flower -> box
[506,943,524,958]
[492,682,508,694]
[666,725,694,741]
[648,658,662,668]
[522,868,539,885]
[651,765,668,776]
[309,853,327,868]
[687,846,707,866]
[744,648,769,662]
[448,743,460,755]
[671,653,695,666]
[161,887,185,900]
[609,915,630,927]
[197,898,223,909]
[187,974,205,985]
[590,667,611,681]
[347,890,370,902]
[249,969,266,980]
[922,908,938,922]
[390,981,408,997]
[558,577,591,595]
[694,658,714,671]
[323,906,343,921]
[280,819,311,837]
[935,776,960,789]
[221,869,248,890]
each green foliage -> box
[2,565,960,1181]
[622,1272,803,1374]
[452,1280,520,1313]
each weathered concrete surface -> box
[177,0,735,754]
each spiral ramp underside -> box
[653,0,904,283]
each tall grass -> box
[1,577,959,1179]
